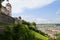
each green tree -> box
[12,24,21,40]
[0,0,4,13]
[22,20,31,26]
[31,22,36,29]
[56,34,60,40]
[4,26,13,40]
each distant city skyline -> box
[2,0,60,24]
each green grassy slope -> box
[0,24,49,40]
[18,24,49,40]
[30,30,49,40]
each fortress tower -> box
[1,0,12,16]
[0,0,14,24]
[6,0,12,16]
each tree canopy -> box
[0,0,4,8]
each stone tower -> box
[6,0,12,16]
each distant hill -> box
[36,24,60,27]
[55,24,60,26]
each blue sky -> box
[2,0,60,24]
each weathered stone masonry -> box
[0,13,15,24]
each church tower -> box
[6,0,12,16]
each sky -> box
[2,0,60,24]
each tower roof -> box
[6,3,11,7]
[6,0,11,7]
[7,0,9,1]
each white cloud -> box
[2,0,56,13]
[34,18,51,24]
[51,18,60,24]
[21,15,51,24]
[21,15,60,24]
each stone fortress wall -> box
[0,13,15,24]
[0,0,15,24]
[0,0,22,24]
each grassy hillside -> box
[0,24,49,40]
[30,30,49,40]
[12,24,49,40]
